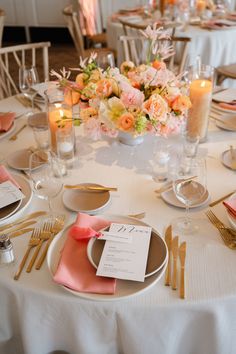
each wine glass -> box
[96,52,115,70]
[29,150,63,220]
[172,157,207,234]
[19,66,39,111]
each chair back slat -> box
[0,41,51,99]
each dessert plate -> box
[87,227,167,278]
[62,183,111,215]
[161,187,210,209]
[214,114,236,131]
[47,215,168,301]
[7,148,45,171]
[221,149,236,170]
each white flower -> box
[50,67,71,80]
[88,51,97,63]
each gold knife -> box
[0,211,46,232]
[9,228,35,238]
[179,241,187,299]
[0,220,37,236]
[209,191,236,207]
[64,185,118,192]
[164,225,172,286]
[171,236,179,290]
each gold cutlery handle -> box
[14,246,32,280]
[165,255,171,286]
[180,266,185,299]
[26,241,43,273]
[35,237,52,270]
[10,228,34,238]
[64,185,117,192]
[209,191,235,207]
[9,123,27,141]
[172,258,178,290]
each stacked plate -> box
[47,215,168,301]
[211,89,236,131]
[0,173,33,225]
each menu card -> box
[96,223,152,282]
[0,181,25,209]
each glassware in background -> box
[96,52,115,70]
[29,150,63,220]
[19,66,39,111]
[183,133,199,158]
[187,63,214,143]
[32,124,50,151]
[172,157,207,234]
[152,138,171,182]
[56,126,75,169]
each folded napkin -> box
[0,165,20,189]
[223,198,236,218]
[0,112,15,132]
[53,213,116,294]
[219,102,236,111]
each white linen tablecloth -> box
[1,96,236,354]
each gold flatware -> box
[26,221,51,273]
[128,212,146,219]
[179,241,186,299]
[209,191,236,207]
[206,210,236,238]
[64,185,118,192]
[164,225,172,286]
[14,229,41,280]
[171,236,179,290]
[205,210,236,249]
[0,211,46,233]
[9,123,27,141]
[230,145,236,170]
[0,220,37,236]
[35,215,65,270]
[9,228,34,238]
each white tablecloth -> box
[1,96,236,354]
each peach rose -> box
[152,60,166,70]
[143,94,168,121]
[118,112,135,131]
[120,61,135,75]
[75,73,89,90]
[171,95,192,113]
[80,107,98,122]
[95,79,113,98]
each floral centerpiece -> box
[50,24,191,142]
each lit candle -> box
[187,79,212,142]
[48,104,72,151]
[196,0,206,12]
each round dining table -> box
[1,94,236,354]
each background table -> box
[1,96,236,354]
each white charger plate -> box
[214,114,236,131]
[0,173,33,225]
[0,121,16,141]
[62,183,111,215]
[221,149,236,170]
[225,192,236,230]
[161,187,210,209]
[47,215,168,301]
[7,149,33,171]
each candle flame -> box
[59,109,64,117]
[200,81,206,88]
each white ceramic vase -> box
[118,131,144,146]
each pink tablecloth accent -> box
[0,165,20,189]
[0,112,15,132]
[53,213,116,294]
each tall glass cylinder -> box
[187,64,214,143]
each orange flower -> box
[118,113,135,131]
[152,60,166,70]
[96,79,113,98]
[75,73,89,90]
[64,89,80,106]
[80,107,98,122]
[143,94,168,121]
[171,95,192,113]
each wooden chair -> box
[119,35,191,75]
[119,19,179,37]
[0,41,51,99]
[0,8,5,47]
[62,5,116,60]
[216,63,236,85]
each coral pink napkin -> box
[53,213,116,294]
[0,165,20,189]
[0,112,15,132]
[223,198,236,218]
[219,102,236,111]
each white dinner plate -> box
[87,226,167,278]
[7,149,33,171]
[214,114,236,131]
[161,187,210,209]
[0,198,23,222]
[211,102,236,114]
[62,183,111,215]
[0,121,16,141]
[47,215,168,301]
[221,149,236,170]
[225,192,236,230]
[0,173,33,225]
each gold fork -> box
[35,215,65,270]
[9,123,27,141]
[14,229,41,280]
[206,210,236,237]
[205,210,236,249]
[26,221,52,273]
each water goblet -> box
[96,52,115,70]
[19,66,39,111]
[172,157,207,234]
[29,150,63,220]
